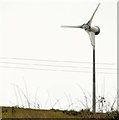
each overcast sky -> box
[0,0,117,111]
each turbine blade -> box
[87,31,95,46]
[61,25,82,28]
[87,3,100,25]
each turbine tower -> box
[61,3,100,112]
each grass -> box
[2,83,117,118]
[1,93,118,119]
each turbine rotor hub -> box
[82,24,91,31]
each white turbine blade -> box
[61,25,82,28]
[88,3,100,25]
[87,32,95,47]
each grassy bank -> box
[3,106,118,119]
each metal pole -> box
[93,45,96,112]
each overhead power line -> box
[0,61,117,70]
[0,65,117,74]
[0,57,117,65]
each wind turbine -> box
[61,3,100,112]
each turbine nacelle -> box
[90,26,100,35]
